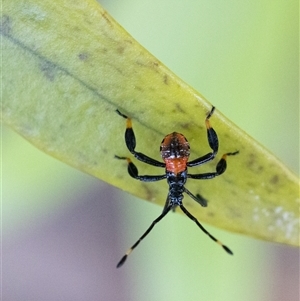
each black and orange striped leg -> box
[117,203,173,268]
[115,156,166,182]
[187,151,239,180]
[187,106,219,167]
[179,204,233,255]
[116,110,165,167]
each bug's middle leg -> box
[115,156,166,182]
[187,151,239,180]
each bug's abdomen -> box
[160,132,190,174]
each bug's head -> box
[160,132,190,160]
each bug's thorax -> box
[160,132,190,174]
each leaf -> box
[2,0,299,246]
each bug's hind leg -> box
[116,203,173,268]
[179,204,233,255]
[184,187,208,207]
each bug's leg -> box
[162,195,170,212]
[116,110,165,167]
[115,156,166,182]
[184,187,208,207]
[117,203,173,268]
[187,106,219,167]
[179,204,233,255]
[187,151,239,180]
[161,194,178,212]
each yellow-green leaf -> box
[2,0,299,247]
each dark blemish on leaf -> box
[247,153,256,166]
[175,103,185,114]
[134,85,143,92]
[135,60,147,68]
[270,174,279,185]
[124,39,133,45]
[78,52,88,61]
[117,46,125,54]
[136,60,160,72]
[101,11,112,26]
[113,65,123,75]
[223,132,231,139]
[153,61,159,67]
[40,61,57,81]
[247,153,257,169]
[116,173,126,180]
[142,183,155,202]
[0,15,12,35]
[247,153,263,172]
[179,122,192,130]
[163,74,169,85]
[102,148,108,154]
[207,211,215,217]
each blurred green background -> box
[3,0,299,300]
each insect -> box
[115,106,238,268]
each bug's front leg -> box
[187,106,219,167]
[116,110,165,167]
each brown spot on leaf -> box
[152,61,159,67]
[142,183,155,202]
[207,211,215,217]
[102,148,108,154]
[246,152,264,172]
[135,86,143,92]
[124,39,133,45]
[101,11,112,26]
[100,47,108,54]
[117,46,125,54]
[270,174,279,185]
[164,74,169,85]
[175,103,185,114]
[179,122,192,130]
